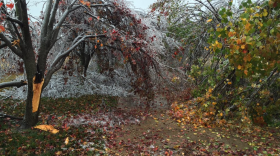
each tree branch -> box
[0,113,23,120]
[195,0,221,22]
[0,80,27,89]
[48,0,60,28]
[51,34,106,68]
[41,0,53,38]
[6,16,24,27]
[0,43,7,49]
[43,34,106,88]
[0,33,23,58]
[246,67,278,107]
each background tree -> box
[0,0,163,128]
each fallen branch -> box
[0,80,27,89]
[0,113,23,120]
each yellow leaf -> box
[212,102,217,105]
[263,9,268,16]
[55,151,62,155]
[65,137,69,145]
[236,39,242,45]
[244,70,248,75]
[173,145,180,149]
[243,54,252,62]
[241,44,246,49]
[238,65,242,70]
[242,36,246,42]
[227,82,232,85]
[207,19,212,23]
[216,41,222,49]
[220,113,223,116]
[228,31,235,37]
[34,125,59,134]
[245,23,251,31]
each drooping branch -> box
[0,80,27,89]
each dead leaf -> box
[65,137,69,145]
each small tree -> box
[0,0,162,128]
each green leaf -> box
[226,11,233,16]
[219,8,226,15]
[270,28,274,34]
[256,41,262,47]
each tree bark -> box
[0,80,27,89]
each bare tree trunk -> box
[20,74,44,129]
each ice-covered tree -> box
[0,0,163,128]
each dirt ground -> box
[104,96,280,155]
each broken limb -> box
[0,80,27,89]
[0,113,23,120]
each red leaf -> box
[0,2,3,8]
[85,2,90,7]
[6,3,14,9]
[0,25,5,32]
[88,17,92,21]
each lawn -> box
[0,95,117,155]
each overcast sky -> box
[26,0,156,17]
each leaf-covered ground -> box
[0,95,280,155]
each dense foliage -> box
[152,0,280,127]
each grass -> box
[0,95,118,155]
